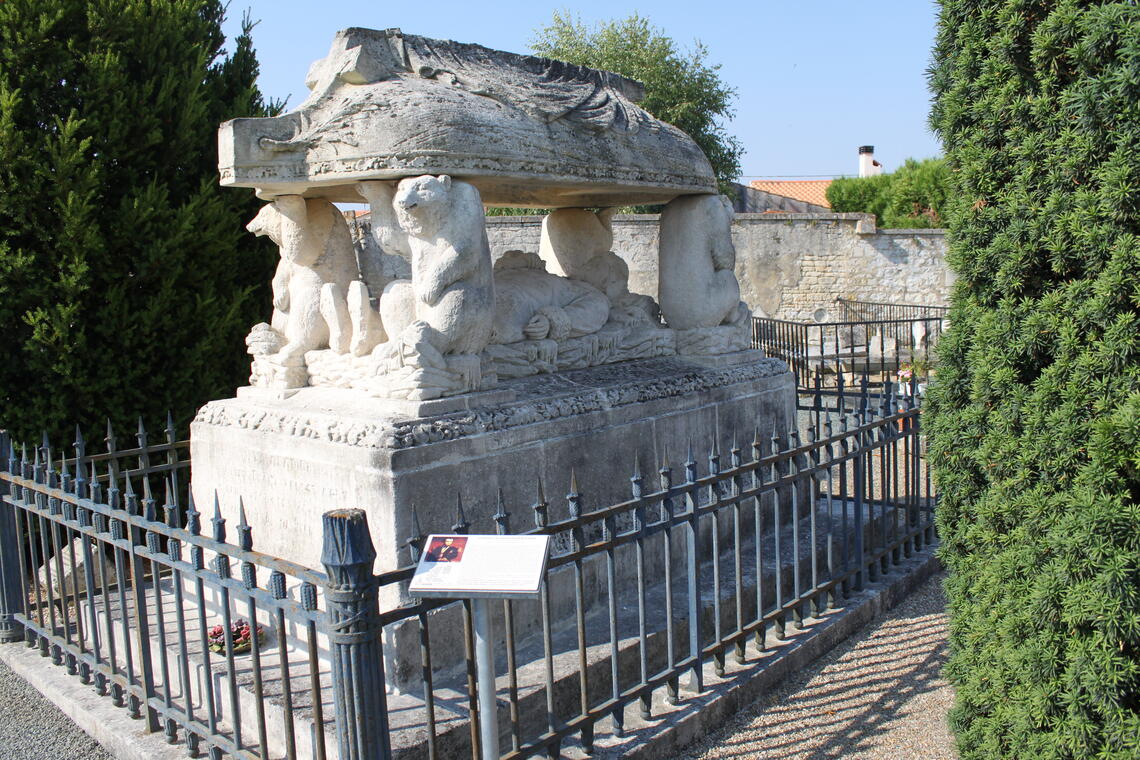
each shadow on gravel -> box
[683,573,954,760]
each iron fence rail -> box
[0,383,936,759]
[833,298,949,323]
[0,426,336,760]
[377,387,934,759]
[752,314,946,388]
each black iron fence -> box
[0,381,936,759]
[833,298,949,323]
[377,387,934,759]
[0,425,350,760]
[752,310,947,389]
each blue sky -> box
[221,1,942,180]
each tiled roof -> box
[749,180,833,209]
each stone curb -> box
[0,641,186,760]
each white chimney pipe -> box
[859,145,882,177]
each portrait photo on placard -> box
[424,535,468,563]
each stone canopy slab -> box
[217,28,717,207]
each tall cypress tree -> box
[0,0,278,442]
[928,1,1140,757]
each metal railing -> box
[752,313,946,389]
[0,425,351,760]
[833,298,949,323]
[0,381,937,759]
[372,388,934,758]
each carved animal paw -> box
[399,322,448,370]
[524,313,550,340]
[245,323,285,356]
[535,306,572,341]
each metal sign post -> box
[471,596,500,759]
[409,533,551,760]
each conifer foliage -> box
[928,2,1140,756]
[0,0,278,442]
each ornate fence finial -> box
[404,504,425,563]
[237,499,253,551]
[492,490,510,535]
[532,477,549,529]
[452,494,470,534]
[211,492,226,542]
[88,460,102,504]
[59,450,71,487]
[186,492,201,535]
[145,479,160,523]
[40,431,52,472]
[163,479,177,524]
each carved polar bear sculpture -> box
[246,196,358,363]
[539,208,624,298]
[392,175,494,356]
[657,194,742,330]
[490,251,611,344]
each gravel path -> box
[681,570,955,760]
[0,657,111,760]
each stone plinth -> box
[192,354,793,573]
[191,352,794,687]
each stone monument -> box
[194,29,794,634]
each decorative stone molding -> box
[195,356,786,450]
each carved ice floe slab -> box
[218,28,716,206]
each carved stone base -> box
[194,352,791,565]
[249,353,308,389]
[673,304,753,356]
[191,353,794,688]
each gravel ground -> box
[0,657,111,760]
[681,570,956,760]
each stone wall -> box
[482,212,953,322]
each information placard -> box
[408,533,550,599]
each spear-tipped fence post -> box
[682,441,702,695]
[105,419,119,488]
[0,431,24,642]
[321,509,391,760]
[404,504,425,564]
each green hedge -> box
[826,157,949,228]
[928,1,1140,757]
[0,0,278,443]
